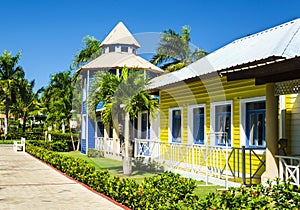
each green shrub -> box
[87,148,104,158]
[1,131,44,140]
[48,132,79,141]
[27,140,76,152]
[133,157,164,172]
[193,178,300,209]
[25,144,198,209]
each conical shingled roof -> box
[100,22,141,48]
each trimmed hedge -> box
[28,140,78,152]
[26,144,300,209]
[0,131,79,142]
[25,144,197,209]
[48,132,79,141]
[0,132,44,140]
[193,180,300,209]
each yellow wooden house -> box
[144,18,300,186]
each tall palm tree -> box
[151,25,208,72]
[41,70,73,132]
[11,79,44,132]
[0,50,25,135]
[89,68,158,175]
[73,35,101,68]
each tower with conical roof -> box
[100,22,140,54]
[79,22,163,155]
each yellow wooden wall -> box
[285,94,300,154]
[159,76,266,145]
[159,75,267,176]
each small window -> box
[109,46,115,52]
[121,46,128,52]
[188,106,205,144]
[246,101,266,147]
[109,125,113,138]
[109,69,116,75]
[215,104,231,145]
[132,49,136,54]
[141,112,148,139]
[169,108,182,143]
[97,120,104,137]
[211,102,232,146]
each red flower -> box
[138,188,143,196]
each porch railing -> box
[95,137,121,156]
[224,146,266,185]
[277,155,300,186]
[133,139,266,186]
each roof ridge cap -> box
[232,18,299,44]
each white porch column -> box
[261,83,279,184]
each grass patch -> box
[60,151,155,182]
[194,181,221,198]
[60,151,220,197]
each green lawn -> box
[60,151,220,198]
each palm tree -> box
[73,35,101,68]
[0,50,25,135]
[151,25,208,72]
[11,79,44,132]
[89,68,158,175]
[41,70,73,132]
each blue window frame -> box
[246,101,265,147]
[172,109,182,143]
[192,107,205,144]
[215,104,231,146]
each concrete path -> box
[0,145,127,210]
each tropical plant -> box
[89,68,158,125]
[0,50,25,135]
[151,25,208,72]
[41,70,73,132]
[73,35,101,68]
[10,78,44,132]
[88,67,159,174]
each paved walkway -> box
[0,145,127,210]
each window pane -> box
[121,46,128,52]
[193,107,204,144]
[172,109,181,142]
[215,104,231,145]
[246,101,266,147]
[141,113,148,139]
[249,114,255,145]
[109,46,115,52]
[97,121,104,137]
[257,113,264,146]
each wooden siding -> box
[159,76,266,175]
[160,76,266,145]
[287,94,300,154]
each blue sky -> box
[0,0,299,90]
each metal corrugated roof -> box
[147,18,300,90]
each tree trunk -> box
[70,130,76,151]
[62,119,65,133]
[22,114,27,133]
[123,112,132,175]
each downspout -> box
[86,70,90,154]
